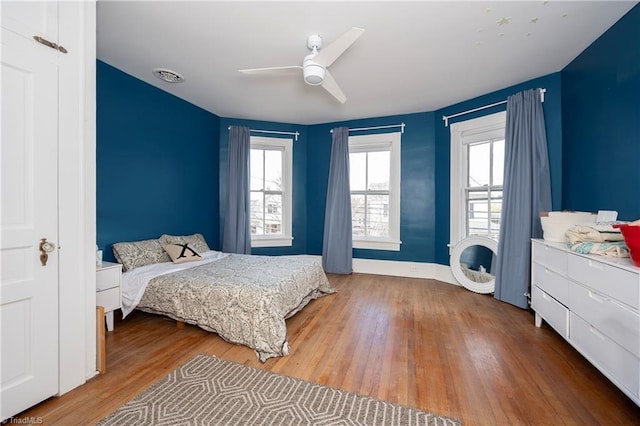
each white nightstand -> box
[96,261,122,331]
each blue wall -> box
[96,66,561,266]
[97,61,220,261]
[433,73,563,264]
[561,4,640,221]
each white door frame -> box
[57,0,97,392]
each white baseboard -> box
[302,255,459,286]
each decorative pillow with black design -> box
[159,233,210,253]
[162,242,203,264]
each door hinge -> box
[33,35,68,54]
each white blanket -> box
[120,250,229,318]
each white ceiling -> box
[97,1,637,125]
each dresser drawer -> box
[570,313,639,399]
[532,285,569,338]
[532,262,569,305]
[97,265,121,291]
[568,254,639,310]
[97,287,120,311]
[532,241,567,276]
[569,281,640,358]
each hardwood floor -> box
[16,273,640,425]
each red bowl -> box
[619,225,640,267]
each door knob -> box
[39,238,55,266]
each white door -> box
[1,3,60,419]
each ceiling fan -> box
[239,27,365,104]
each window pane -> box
[250,192,264,235]
[468,142,490,187]
[467,187,489,236]
[493,139,504,186]
[466,187,503,239]
[349,152,366,191]
[250,149,264,191]
[367,194,389,237]
[264,194,282,234]
[351,194,366,236]
[490,198,502,239]
[264,149,282,191]
[367,151,390,191]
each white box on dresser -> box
[96,261,122,332]
[531,239,640,406]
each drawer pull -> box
[588,291,604,303]
[587,260,605,270]
[588,325,605,340]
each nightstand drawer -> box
[97,287,120,311]
[97,265,121,291]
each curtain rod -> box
[442,88,546,127]
[330,123,405,134]
[227,126,299,141]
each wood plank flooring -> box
[15,273,640,425]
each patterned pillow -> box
[162,242,203,264]
[111,239,171,271]
[159,233,210,253]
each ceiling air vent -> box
[153,68,184,83]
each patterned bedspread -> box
[137,254,335,361]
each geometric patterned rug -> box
[97,354,461,426]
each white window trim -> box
[349,132,402,251]
[250,136,293,248]
[450,111,506,252]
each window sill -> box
[251,236,293,248]
[353,238,401,251]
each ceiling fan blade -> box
[321,70,346,104]
[314,27,365,68]
[239,65,302,75]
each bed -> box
[113,234,335,361]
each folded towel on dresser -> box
[565,225,629,257]
[565,225,625,244]
[567,241,629,257]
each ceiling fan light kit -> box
[239,27,365,103]
[303,61,325,85]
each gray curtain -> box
[495,89,551,308]
[222,126,251,254]
[322,127,353,274]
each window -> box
[466,138,504,239]
[349,132,401,251]
[450,112,506,248]
[250,136,293,247]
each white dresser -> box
[96,261,122,331]
[531,239,640,406]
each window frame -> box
[450,111,506,251]
[349,132,402,251]
[250,136,293,248]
